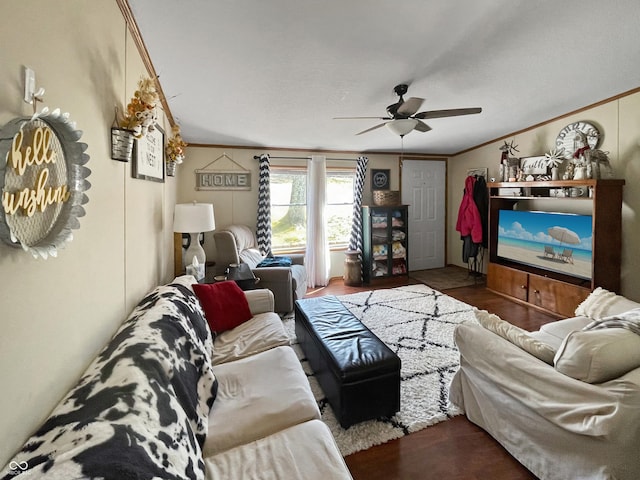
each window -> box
[270,167,355,251]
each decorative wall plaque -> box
[0,108,91,258]
[195,152,251,191]
[555,121,601,159]
[371,169,390,190]
[132,124,164,182]
[195,170,251,191]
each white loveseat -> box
[1,276,351,480]
[450,287,640,480]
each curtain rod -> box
[253,155,358,161]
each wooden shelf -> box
[488,179,624,189]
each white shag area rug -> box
[282,284,478,457]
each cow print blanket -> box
[1,276,217,479]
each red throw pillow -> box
[192,281,253,333]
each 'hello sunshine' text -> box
[2,126,70,217]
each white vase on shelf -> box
[573,166,586,180]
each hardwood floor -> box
[306,275,556,480]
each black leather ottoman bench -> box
[294,295,401,428]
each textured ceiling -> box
[128,0,640,155]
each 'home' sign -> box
[195,170,251,191]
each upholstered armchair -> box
[213,225,307,313]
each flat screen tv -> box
[497,209,593,280]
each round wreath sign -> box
[0,108,91,259]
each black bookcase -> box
[362,205,409,284]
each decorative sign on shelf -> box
[194,152,251,191]
[519,156,548,175]
[0,108,91,259]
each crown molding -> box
[117,0,175,127]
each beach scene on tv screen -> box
[497,210,593,280]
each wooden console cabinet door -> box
[528,275,590,317]
[487,263,528,302]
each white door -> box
[401,159,446,270]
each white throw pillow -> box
[474,309,556,364]
[574,287,640,320]
[554,329,640,383]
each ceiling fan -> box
[335,84,482,137]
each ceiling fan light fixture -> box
[386,118,417,137]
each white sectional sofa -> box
[450,287,640,480]
[0,276,352,480]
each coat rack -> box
[459,171,488,282]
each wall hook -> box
[31,88,45,115]
[23,67,45,115]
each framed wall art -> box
[371,169,390,190]
[132,125,164,182]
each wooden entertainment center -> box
[486,179,624,317]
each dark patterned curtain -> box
[348,156,369,253]
[256,154,272,256]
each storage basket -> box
[373,190,400,206]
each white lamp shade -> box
[173,202,215,233]
[386,119,418,137]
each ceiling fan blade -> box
[414,107,482,119]
[334,116,390,120]
[396,97,424,116]
[356,122,388,135]
[414,120,432,132]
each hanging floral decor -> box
[119,76,159,139]
[165,125,187,176]
[166,125,187,164]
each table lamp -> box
[173,202,215,279]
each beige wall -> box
[448,91,640,299]
[0,1,176,466]
[176,147,405,278]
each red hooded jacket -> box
[455,176,483,243]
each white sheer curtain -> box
[305,155,330,287]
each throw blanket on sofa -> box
[583,307,640,336]
[256,255,292,267]
[1,278,217,480]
